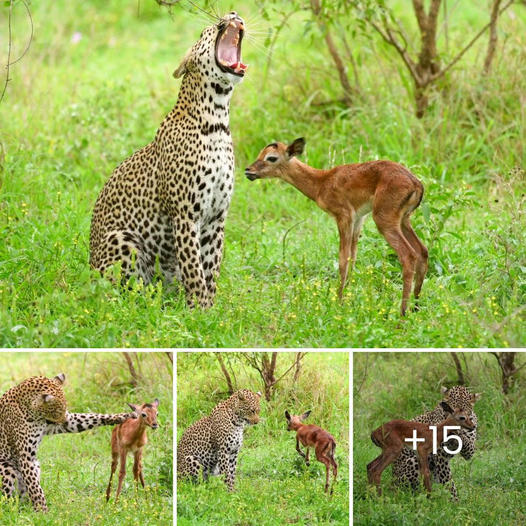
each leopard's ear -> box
[472,392,482,403]
[255,391,262,398]
[237,391,246,401]
[54,373,66,385]
[173,47,192,78]
[43,394,54,403]
[441,386,449,395]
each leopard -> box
[89,12,248,308]
[177,389,261,491]
[392,385,481,500]
[0,373,136,512]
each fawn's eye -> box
[266,156,278,163]
[141,412,147,418]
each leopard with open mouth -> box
[90,12,247,308]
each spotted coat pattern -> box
[392,386,480,500]
[0,374,135,511]
[89,13,246,308]
[177,389,261,490]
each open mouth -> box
[245,169,258,181]
[215,18,247,77]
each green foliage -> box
[0,1,524,346]
[353,352,526,525]
[177,352,349,525]
[0,353,173,525]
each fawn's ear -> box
[300,410,311,421]
[286,138,305,159]
[285,410,291,421]
[440,401,454,414]
[471,392,482,404]
[54,373,66,385]
[153,398,160,407]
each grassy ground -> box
[353,352,526,525]
[0,1,524,347]
[177,352,349,525]
[0,352,173,525]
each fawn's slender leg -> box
[374,217,417,316]
[133,449,145,488]
[296,437,306,459]
[401,216,428,307]
[368,448,402,495]
[106,450,119,502]
[305,447,310,466]
[350,216,365,268]
[417,450,432,494]
[315,445,332,493]
[115,450,127,500]
[337,218,353,300]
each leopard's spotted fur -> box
[90,12,247,308]
[392,386,480,500]
[0,374,135,511]
[177,389,261,490]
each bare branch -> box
[122,352,139,388]
[215,353,234,394]
[431,0,514,83]
[1,0,34,105]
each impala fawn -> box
[367,402,475,496]
[285,410,337,494]
[245,138,428,316]
[106,399,159,502]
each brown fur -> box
[246,139,429,315]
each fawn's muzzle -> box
[245,169,258,181]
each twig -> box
[282,219,307,261]
[430,0,514,83]
[1,0,34,105]
[0,1,13,105]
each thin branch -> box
[122,352,139,388]
[430,0,514,83]
[1,0,34,104]
[0,1,13,105]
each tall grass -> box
[0,1,524,347]
[353,352,526,525]
[0,352,173,525]
[177,352,349,525]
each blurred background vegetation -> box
[0,352,173,525]
[0,1,524,346]
[177,351,349,525]
[354,351,525,525]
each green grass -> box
[353,352,526,526]
[0,352,173,525]
[177,352,349,525]
[0,1,524,346]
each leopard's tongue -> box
[231,62,248,74]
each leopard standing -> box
[392,386,480,499]
[0,374,135,511]
[177,389,261,490]
[89,12,247,308]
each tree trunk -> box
[483,0,502,75]
[215,353,235,395]
[122,352,139,388]
[450,352,465,385]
